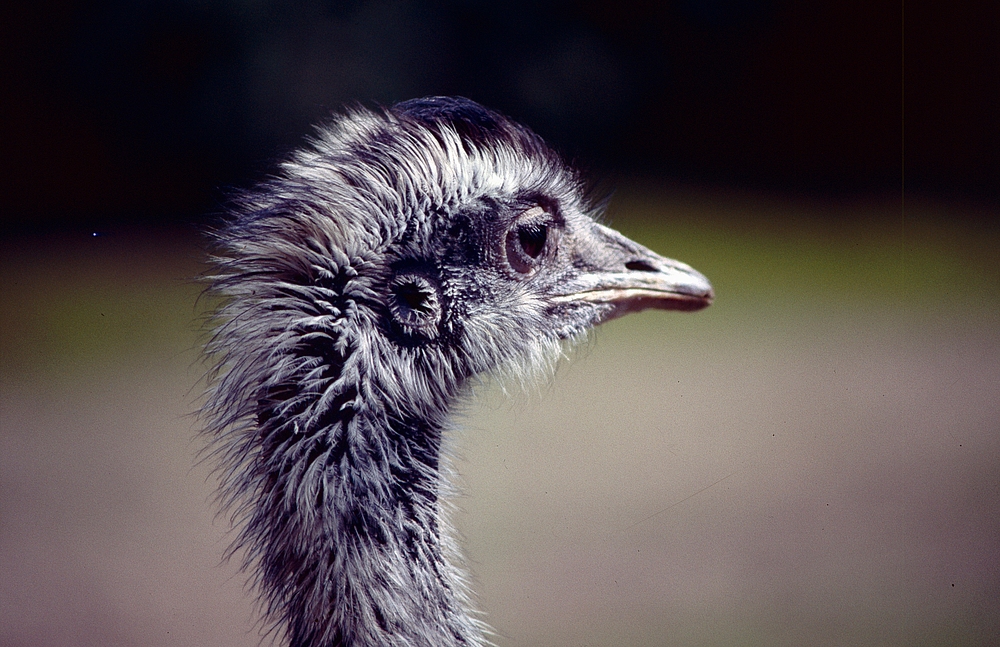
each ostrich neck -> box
[253,389,479,647]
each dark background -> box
[2,0,997,233]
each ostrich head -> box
[203,96,712,647]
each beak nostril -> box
[625,260,658,272]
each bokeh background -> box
[2,1,998,646]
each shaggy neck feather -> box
[253,391,479,647]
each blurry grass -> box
[1,189,996,385]
[1,191,996,647]
[0,227,212,385]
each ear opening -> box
[389,273,443,339]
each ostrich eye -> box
[518,224,547,259]
[506,206,554,274]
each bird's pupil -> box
[518,224,547,259]
[397,282,431,313]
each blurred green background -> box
[2,1,999,646]
[3,188,998,646]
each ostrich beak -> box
[552,223,713,320]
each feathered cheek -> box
[462,289,554,354]
[546,300,610,339]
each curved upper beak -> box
[552,223,713,322]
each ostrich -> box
[202,96,712,647]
